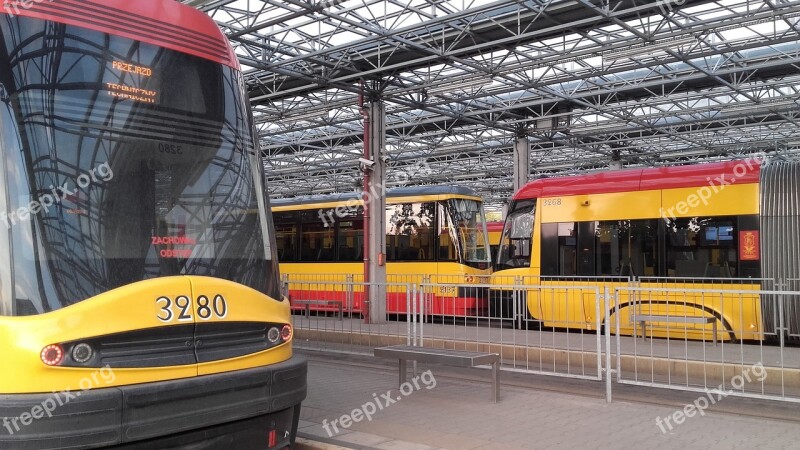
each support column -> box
[512,136,530,194]
[505,137,529,219]
[365,101,387,323]
[609,150,622,170]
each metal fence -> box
[287,273,800,403]
[612,284,800,403]
[288,278,411,355]
[417,281,604,381]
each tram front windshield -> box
[496,200,535,269]
[447,198,491,267]
[0,17,278,316]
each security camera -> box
[358,157,375,168]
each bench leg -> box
[640,320,647,341]
[338,304,343,321]
[492,361,498,403]
[305,304,311,319]
[399,359,407,388]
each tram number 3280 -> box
[156,294,228,322]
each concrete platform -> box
[297,351,800,449]
[294,315,800,397]
[293,315,800,367]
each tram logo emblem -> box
[739,230,759,260]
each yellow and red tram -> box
[491,159,800,342]
[0,1,305,448]
[273,186,492,317]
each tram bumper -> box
[0,355,307,449]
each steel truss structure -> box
[187,0,800,207]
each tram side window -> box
[274,212,298,262]
[337,207,364,262]
[665,217,737,278]
[542,220,658,277]
[300,210,335,262]
[541,222,584,276]
[386,202,435,261]
[595,220,659,277]
[557,223,578,276]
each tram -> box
[0,1,305,448]
[273,186,492,316]
[491,159,800,342]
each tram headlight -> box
[267,327,282,344]
[41,344,64,366]
[71,343,94,364]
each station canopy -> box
[187,0,800,209]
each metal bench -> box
[374,345,500,402]
[632,314,718,346]
[293,300,343,320]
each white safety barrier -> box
[286,273,800,403]
[288,278,413,355]
[613,282,800,403]
[416,281,604,382]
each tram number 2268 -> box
[156,294,228,322]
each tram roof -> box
[2,0,239,68]
[514,160,762,200]
[272,185,480,207]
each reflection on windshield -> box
[496,201,535,269]
[0,17,278,316]
[386,202,435,261]
[447,199,490,265]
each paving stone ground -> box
[297,352,800,449]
